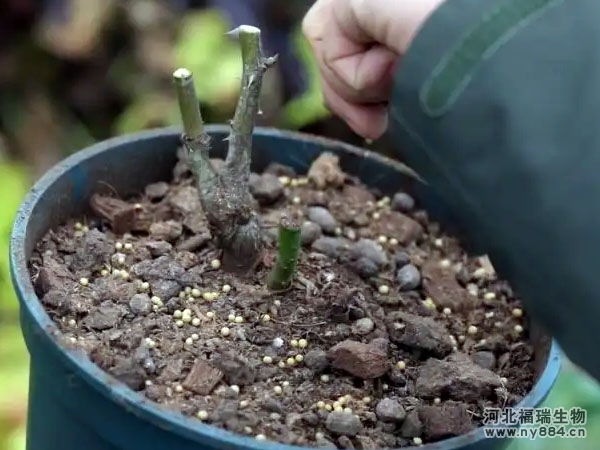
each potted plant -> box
[10,26,560,450]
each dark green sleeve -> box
[389,0,600,380]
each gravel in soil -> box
[29,148,534,448]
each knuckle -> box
[301,15,311,37]
[301,7,319,39]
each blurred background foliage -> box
[0,1,598,449]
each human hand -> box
[302,0,445,139]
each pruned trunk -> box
[173,26,276,276]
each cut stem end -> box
[173,67,204,140]
[267,217,301,292]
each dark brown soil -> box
[29,148,534,448]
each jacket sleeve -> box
[389,0,600,380]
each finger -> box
[309,30,397,105]
[333,0,446,54]
[323,43,398,104]
[302,0,335,41]
[321,77,388,140]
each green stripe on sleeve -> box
[420,0,564,117]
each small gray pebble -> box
[311,237,351,259]
[349,257,379,278]
[304,349,329,372]
[472,351,497,370]
[393,250,411,269]
[392,192,415,212]
[249,173,283,205]
[352,317,375,335]
[350,239,388,267]
[301,221,322,245]
[164,297,182,313]
[337,435,354,449]
[150,279,181,300]
[308,207,338,234]
[396,264,421,291]
[400,410,423,438]
[129,293,152,316]
[145,240,173,257]
[301,412,320,426]
[375,398,406,423]
[325,411,363,436]
[261,398,284,413]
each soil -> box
[29,147,535,448]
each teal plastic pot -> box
[10,127,560,450]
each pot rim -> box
[10,126,561,450]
